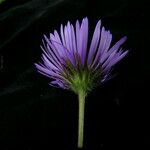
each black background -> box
[0,0,149,150]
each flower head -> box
[35,17,128,94]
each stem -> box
[78,90,86,148]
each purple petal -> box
[40,44,63,72]
[65,22,76,65]
[60,24,66,47]
[80,17,88,66]
[71,24,77,53]
[41,54,59,71]
[77,19,84,62]
[101,31,112,54]
[46,45,64,71]
[92,29,112,69]
[98,30,112,63]
[102,36,127,62]
[103,50,128,72]
[50,40,76,66]
[49,33,65,57]
[75,20,80,57]
[97,36,127,69]
[87,20,101,65]
[67,21,74,52]
[110,36,127,52]
[70,24,78,66]
[64,24,71,51]
[101,48,119,69]
[43,35,63,59]
[48,34,75,66]
[50,80,67,89]
[35,63,62,79]
[43,39,65,71]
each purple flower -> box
[35,17,129,148]
[35,17,128,94]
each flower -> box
[35,17,128,148]
[35,17,128,94]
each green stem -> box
[77,90,86,148]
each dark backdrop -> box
[0,0,149,150]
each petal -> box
[41,54,59,71]
[46,34,75,66]
[101,47,119,69]
[100,30,112,55]
[103,50,128,72]
[97,28,108,65]
[64,24,71,51]
[43,37,66,71]
[41,44,63,72]
[35,63,62,79]
[65,22,76,65]
[98,30,112,63]
[50,79,67,89]
[49,33,65,57]
[93,29,112,68]
[50,40,76,66]
[71,24,77,53]
[60,24,66,46]
[66,21,73,52]
[109,36,127,53]
[44,35,62,59]
[76,19,87,64]
[94,36,127,70]
[87,20,101,65]
[80,17,89,66]
[75,20,80,56]
[76,19,84,60]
